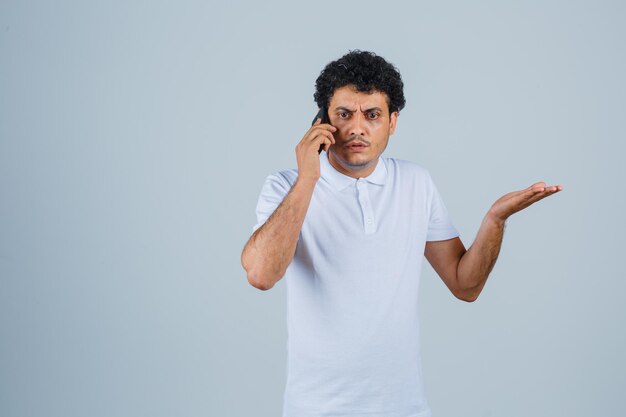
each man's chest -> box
[297,183,430,274]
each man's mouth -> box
[346,141,368,150]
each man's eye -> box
[339,112,349,118]
[368,112,379,119]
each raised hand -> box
[488,182,563,224]
[295,118,336,183]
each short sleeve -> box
[426,172,460,241]
[252,172,292,232]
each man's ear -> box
[389,111,399,135]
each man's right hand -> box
[295,118,336,182]
[241,117,337,291]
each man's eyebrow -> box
[333,106,383,113]
[362,107,383,113]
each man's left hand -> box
[488,182,563,224]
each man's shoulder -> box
[273,168,298,181]
[382,156,432,179]
[262,168,298,189]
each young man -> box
[241,50,562,417]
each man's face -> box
[326,85,398,178]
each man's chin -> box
[340,157,374,171]
[341,153,375,168]
[344,159,372,169]
[329,149,378,174]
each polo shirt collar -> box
[320,151,387,190]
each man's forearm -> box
[456,210,506,299]
[241,178,317,290]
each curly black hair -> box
[314,50,406,114]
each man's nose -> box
[348,113,366,136]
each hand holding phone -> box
[294,107,335,182]
[312,107,331,154]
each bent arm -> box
[241,178,316,290]
[242,118,335,290]
[425,182,563,302]
[425,210,504,302]
[456,211,505,300]
[455,211,505,301]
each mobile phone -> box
[311,106,331,154]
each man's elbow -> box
[452,270,485,302]
[246,270,275,291]
[241,248,269,291]
[241,256,278,291]
[454,287,481,303]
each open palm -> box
[489,182,563,222]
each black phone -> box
[312,107,331,154]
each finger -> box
[299,126,334,148]
[522,186,558,200]
[313,117,321,125]
[305,125,335,140]
[501,184,561,208]
[307,129,335,146]
[311,123,337,133]
[507,182,547,199]
[529,181,546,190]
[303,132,332,151]
[504,183,551,203]
[528,182,565,193]
[317,132,335,149]
[311,130,334,151]
[530,184,563,195]
[524,187,562,205]
[547,185,563,192]
[322,136,333,152]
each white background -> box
[1,1,624,416]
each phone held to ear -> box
[311,107,330,154]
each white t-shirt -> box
[253,152,459,417]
